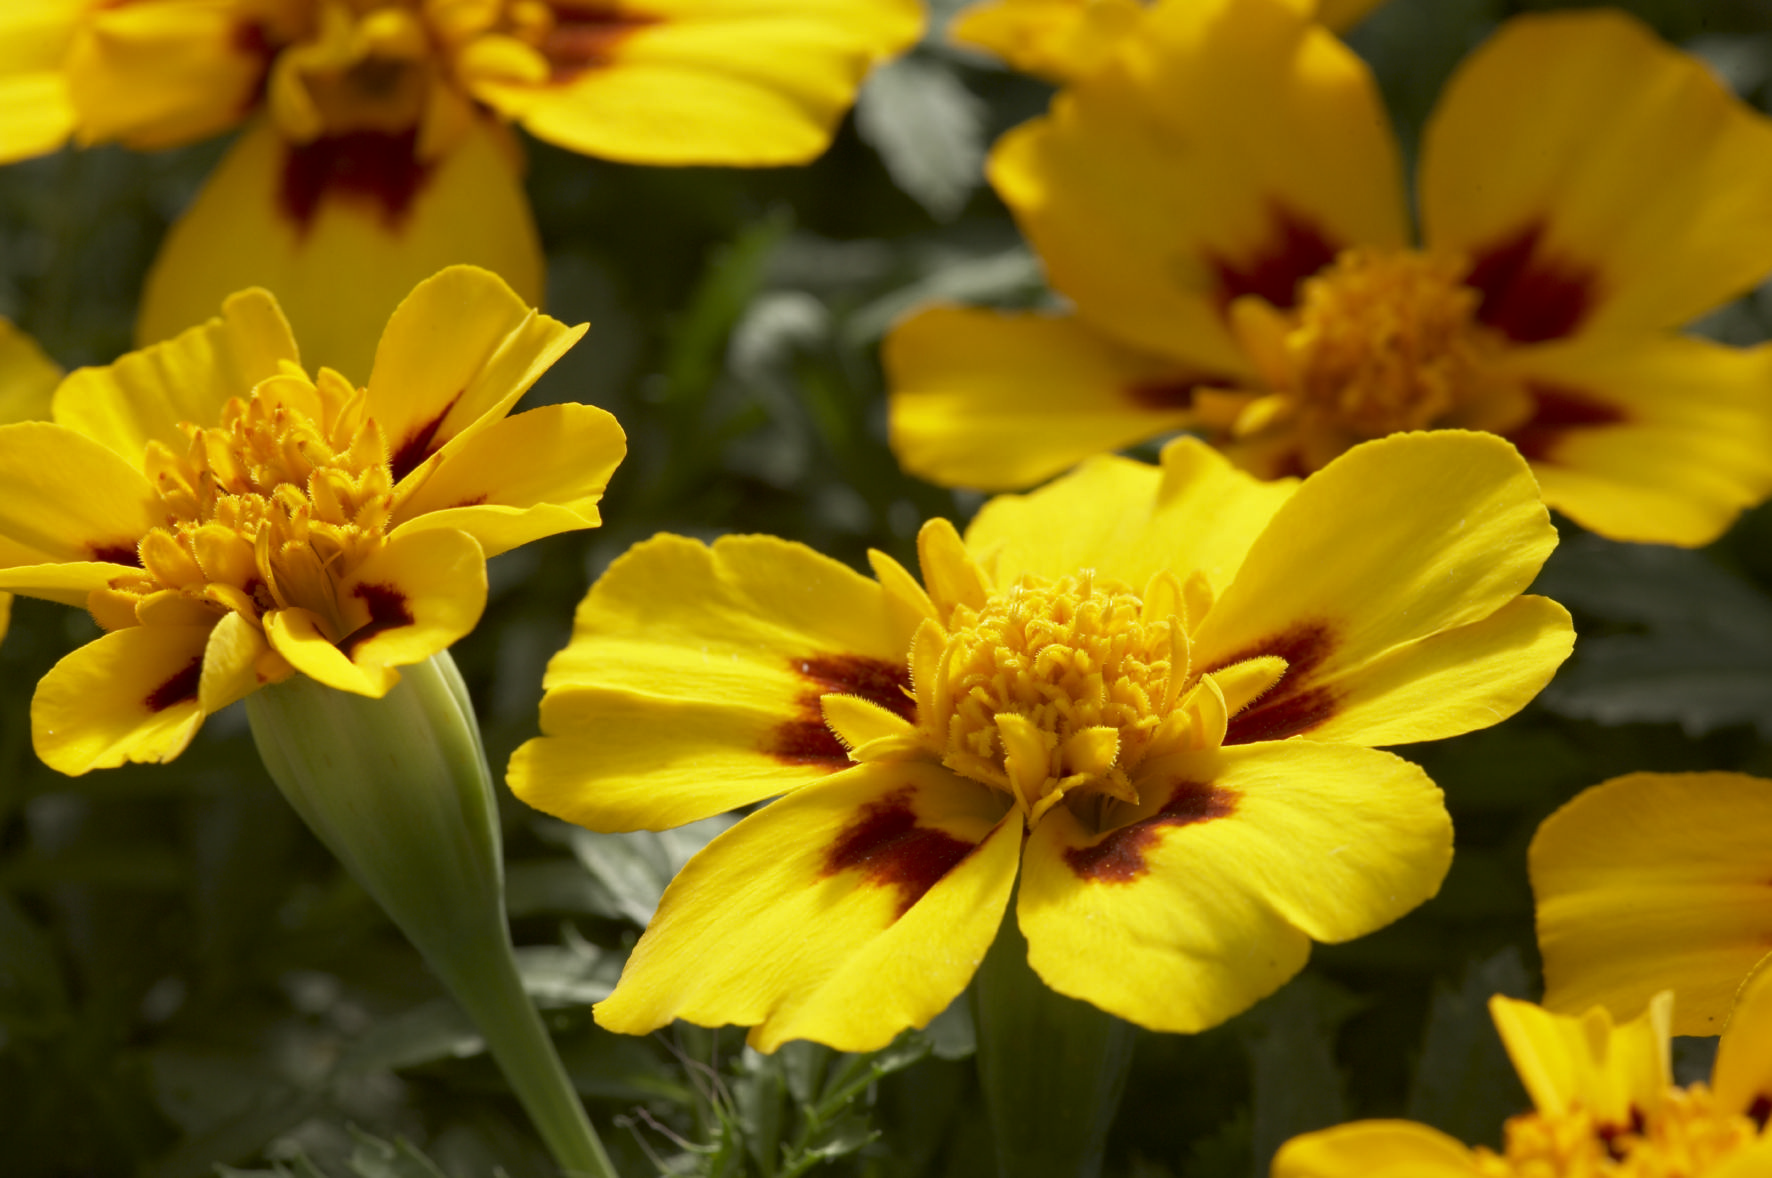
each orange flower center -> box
[1473,1087,1764,1177]
[98,371,393,643]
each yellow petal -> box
[368,264,583,483]
[1502,337,1772,547]
[0,561,140,609]
[54,287,299,462]
[136,115,543,384]
[32,623,212,775]
[883,305,1206,491]
[594,761,1017,1053]
[1019,741,1449,1032]
[0,422,156,566]
[1488,991,1671,1124]
[333,527,486,671]
[1531,771,1772,1038]
[1272,1120,1485,1178]
[917,517,992,614]
[198,609,278,713]
[0,317,62,421]
[1191,431,1559,744]
[0,0,80,162]
[989,0,1404,371]
[963,436,1296,601]
[1714,952,1772,1120]
[264,607,401,697]
[64,0,263,149]
[1421,10,1772,340]
[948,0,1144,83]
[479,0,923,166]
[510,533,913,830]
[388,402,622,555]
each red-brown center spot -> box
[145,657,204,714]
[1463,223,1596,345]
[1207,204,1341,313]
[1508,381,1626,464]
[543,4,661,83]
[279,128,432,235]
[1126,367,1235,412]
[339,582,415,658]
[1203,621,1340,745]
[88,541,142,568]
[388,393,462,484]
[821,786,975,918]
[1064,778,1235,882]
[769,653,915,767]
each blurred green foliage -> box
[6,0,1772,1174]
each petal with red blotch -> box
[390,403,625,556]
[884,305,1204,491]
[594,761,1018,1053]
[136,116,543,385]
[332,527,486,673]
[32,623,212,775]
[1422,10,1772,340]
[0,422,156,570]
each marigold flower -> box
[1272,962,1772,1178]
[1531,772,1772,1039]
[509,430,1572,1050]
[887,0,1772,547]
[1,0,922,377]
[0,264,625,776]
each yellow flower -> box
[0,264,625,776]
[887,0,1772,547]
[0,0,922,378]
[509,429,1571,1051]
[0,317,66,648]
[1531,772,1772,1039]
[1271,962,1772,1178]
[949,0,1383,84]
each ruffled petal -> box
[32,623,212,775]
[1019,741,1448,1032]
[1190,431,1561,745]
[511,532,913,831]
[333,527,486,671]
[883,305,1208,491]
[476,0,922,166]
[1488,991,1670,1123]
[1498,336,1772,547]
[136,116,543,384]
[963,436,1296,601]
[1714,953,1772,1121]
[1421,10,1772,340]
[63,0,265,149]
[0,422,157,566]
[989,0,1405,370]
[0,317,62,422]
[594,761,1018,1052]
[1271,1120,1485,1178]
[54,288,298,462]
[388,403,623,555]
[1531,772,1772,1037]
[0,0,80,161]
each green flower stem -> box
[245,653,616,1178]
[970,906,1138,1178]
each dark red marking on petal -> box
[1747,1094,1771,1131]
[88,542,142,568]
[1596,1106,1647,1162]
[1127,368,1233,412]
[388,393,462,484]
[1064,779,1235,883]
[450,494,490,509]
[544,4,662,84]
[279,129,431,235]
[145,657,203,714]
[1464,224,1596,344]
[1202,622,1341,745]
[339,582,415,658]
[1508,381,1627,464]
[1206,205,1340,312]
[821,786,975,918]
[230,20,275,115]
[768,654,916,767]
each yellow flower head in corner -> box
[510,430,1572,1051]
[887,0,1772,547]
[1,0,922,377]
[0,265,625,775]
[1273,961,1772,1178]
